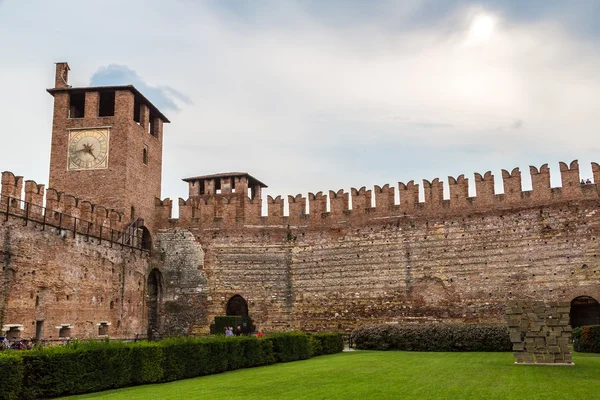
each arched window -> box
[570,296,600,328]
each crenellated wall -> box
[1,171,128,235]
[0,171,152,340]
[152,160,600,334]
[156,160,600,230]
[4,159,600,337]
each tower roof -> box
[182,172,268,188]
[47,85,170,123]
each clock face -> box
[67,128,110,171]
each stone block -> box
[513,343,524,351]
[510,332,522,342]
[548,345,560,353]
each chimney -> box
[54,62,70,89]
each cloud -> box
[89,65,192,112]
[1,0,600,209]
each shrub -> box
[573,325,600,353]
[265,332,312,362]
[352,323,511,352]
[21,340,145,399]
[2,331,339,398]
[310,333,344,356]
[0,353,24,400]
[308,335,322,357]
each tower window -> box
[143,146,148,165]
[133,97,141,123]
[68,92,85,118]
[98,91,115,117]
[149,115,157,137]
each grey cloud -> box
[412,121,455,129]
[90,65,192,112]
[511,119,523,129]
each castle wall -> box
[154,161,600,334]
[156,199,600,333]
[0,171,151,340]
[0,217,150,340]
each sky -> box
[1,0,600,214]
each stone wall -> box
[0,214,150,340]
[506,301,573,364]
[156,198,600,333]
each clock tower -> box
[47,62,169,232]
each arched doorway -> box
[570,296,600,328]
[141,227,152,251]
[147,268,163,339]
[226,295,249,317]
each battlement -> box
[155,160,600,230]
[0,171,145,249]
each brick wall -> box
[0,217,150,340]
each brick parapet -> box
[155,160,600,231]
[2,171,127,232]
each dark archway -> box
[147,268,163,339]
[226,295,249,317]
[570,296,600,328]
[141,227,152,251]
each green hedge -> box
[0,353,24,400]
[573,325,600,353]
[352,323,511,352]
[310,333,345,356]
[0,331,341,400]
[264,332,312,362]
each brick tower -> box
[47,62,169,232]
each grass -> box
[62,351,600,400]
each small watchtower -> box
[183,172,267,200]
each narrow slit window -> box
[149,116,157,137]
[143,146,148,165]
[69,92,85,118]
[133,97,141,123]
[98,91,115,117]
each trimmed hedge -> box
[310,333,345,356]
[352,323,511,352]
[0,332,341,400]
[573,325,600,353]
[0,353,23,400]
[264,332,312,362]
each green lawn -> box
[62,351,600,400]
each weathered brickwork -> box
[0,214,150,340]
[150,161,600,334]
[155,196,600,333]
